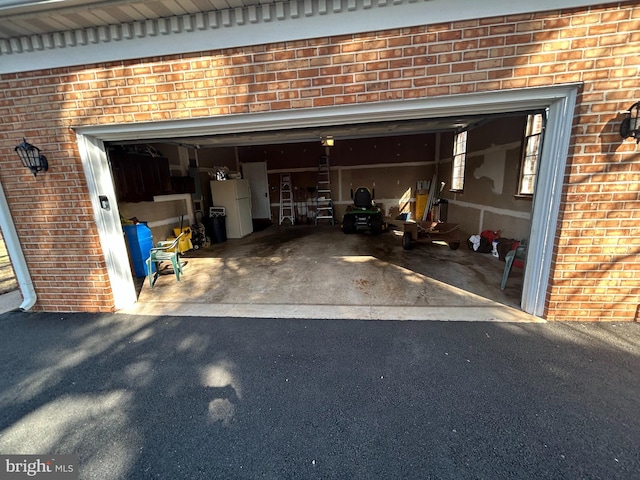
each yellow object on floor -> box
[172,227,193,253]
[415,191,429,220]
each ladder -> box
[279,173,295,225]
[315,155,334,225]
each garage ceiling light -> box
[321,136,334,147]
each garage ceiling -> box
[108,115,489,148]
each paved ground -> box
[0,311,638,480]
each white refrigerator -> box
[210,179,254,238]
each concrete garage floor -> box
[123,222,541,322]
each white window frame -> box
[451,130,468,192]
[518,112,545,196]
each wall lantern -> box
[620,102,640,143]
[321,136,334,147]
[14,138,48,176]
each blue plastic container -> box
[123,223,155,277]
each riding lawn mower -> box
[342,186,387,235]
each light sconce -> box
[321,136,334,147]
[15,138,48,177]
[620,102,640,143]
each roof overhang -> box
[0,0,622,75]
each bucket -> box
[172,227,194,253]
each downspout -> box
[0,180,36,310]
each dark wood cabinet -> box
[109,152,173,202]
[170,176,196,194]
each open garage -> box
[78,84,576,320]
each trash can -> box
[206,209,227,244]
[123,223,155,277]
[211,215,227,243]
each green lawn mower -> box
[342,186,387,234]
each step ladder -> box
[315,155,334,225]
[279,173,295,225]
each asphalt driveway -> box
[0,311,638,479]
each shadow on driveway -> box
[0,311,638,479]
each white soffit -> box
[0,0,621,74]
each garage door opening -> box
[76,85,578,319]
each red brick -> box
[1,2,638,321]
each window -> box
[451,130,467,191]
[519,113,545,195]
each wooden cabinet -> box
[109,152,173,202]
[170,176,196,194]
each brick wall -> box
[0,2,638,319]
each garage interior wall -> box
[198,133,439,222]
[177,114,533,242]
[438,116,533,240]
[0,3,638,321]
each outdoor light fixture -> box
[14,138,48,176]
[620,102,640,143]
[321,136,334,147]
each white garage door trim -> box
[77,84,578,316]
